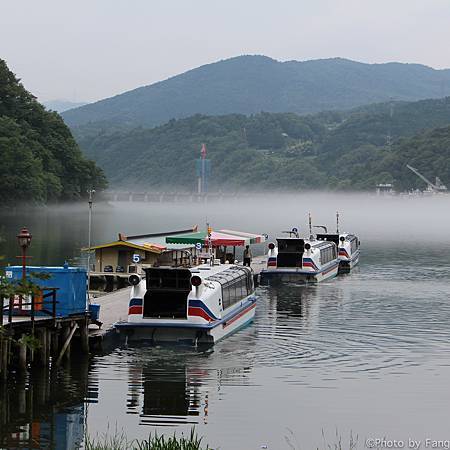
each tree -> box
[0,59,107,205]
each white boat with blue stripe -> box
[260,227,339,284]
[314,213,361,273]
[115,262,256,345]
[316,232,360,273]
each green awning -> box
[166,231,207,244]
[166,230,266,247]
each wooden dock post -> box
[3,338,10,380]
[56,323,78,367]
[18,334,27,371]
[0,336,6,380]
[18,383,26,415]
[61,324,72,361]
[80,318,89,354]
[51,329,59,358]
[36,328,48,367]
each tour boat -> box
[260,228,339,284]
[316,232,360,273]
[314,214,360,273]
[115,262,256,345]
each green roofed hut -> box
[166,229,266,264]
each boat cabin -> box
[317,233,359,253]
[316,233,340,246]
[117,262,257,344]
[141,265,254,321]
[144,268,192,319]
[275,238,337,268]
[276,238,305,267]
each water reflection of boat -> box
[116,263,256,345]
[0,359,90,450]
[126,347,255,427]
[128,362,206,426]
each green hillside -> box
[74,113,328,190]
[326,123,450,191]
[73,97,450,192]
[62,56,450,128]
[0,59,107,204]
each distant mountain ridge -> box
[62,55,450,128]
[44,99,88,113]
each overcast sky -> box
[1,0,450,103]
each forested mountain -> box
[0,59,106,204]
[72,97,450,192]
[62,56,450,128]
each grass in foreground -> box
[85,428,213,450]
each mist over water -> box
[2,192,450,264]
[2,192,450,449]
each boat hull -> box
[260,262,339,285]
[338,250,360,273]
[115,297,256,345]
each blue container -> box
[7,264,87,317]
[89,303,100,321]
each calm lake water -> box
[1,194,450,449]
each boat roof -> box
[275,236,335,248]
[190,262,251,280]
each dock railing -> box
[1,287,58,326]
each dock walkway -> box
[251,255,267,276]
[89,287,130,338]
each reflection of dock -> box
[0,359,90,449]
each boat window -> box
[222,273,247,310]
[146,268,192,290]
[350,237,358,253]
[143,291,188,319]
[143,268,191,319]
[208,267,253,310]
[277,238,305,253]
[316,234,339,246]
[223,284,230,308]
[320,244,337,264]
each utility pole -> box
[87,189,95,301]
[386,98,394,148]
[196,144,210,195]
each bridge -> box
[102,191,243,203]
